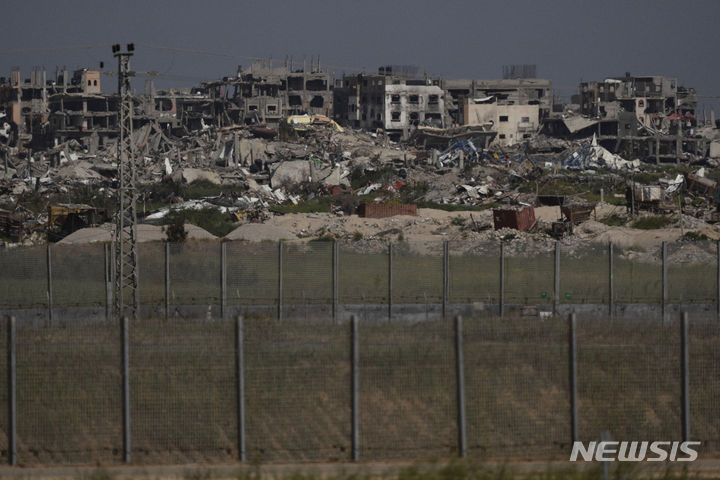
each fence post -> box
[7,316,16,466]
[569,313,578,446]
[105,243,112,321]
[221,242,227,320]
[351,315,359,461]
[165,242,170,320]
[554,242,560,316]
[333,241,339,323]
[121,315,131,463]
[388,243,393,322]
[46,243,53,323]
[236,315,246,461]
[608,242,614,318]
[278,241,283,321]
[681,312,690,442]
[454,315,467,458]
[662,242,667,323]
[443,241,449,320]
[499,242,504,317]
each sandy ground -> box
[239,204,720,253]
[59,205,720,258]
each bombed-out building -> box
[543,73,705,162]
[441,77,553,127]
[334,66,445,140]
[48,70,120,145]
[202,59,333,128]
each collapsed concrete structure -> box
[543,73,708,163]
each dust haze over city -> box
[3,2,720,478]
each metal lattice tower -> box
[113,43,139,320]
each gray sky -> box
[2,0,720,109]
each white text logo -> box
[569,441,700,462]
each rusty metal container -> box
[492,206,536,231]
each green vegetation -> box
[450,216,466,227]
[164,207,237,237]
[598,214,626,227]
[350,164,396,190]
[270,196,333,214]
[683,231,709,241]
[416,201,497,212]
[631,215,674,230]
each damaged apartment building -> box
[0,67,121,152]
[543,73,708,163]
[200,59,333,129]
[442,67,553,146]
[333,65,446,140]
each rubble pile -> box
[1,104,720,247]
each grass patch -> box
[164,207,237,237]
[631,215,674,230]
[598,214,626,227]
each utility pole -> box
[113,43,139,320]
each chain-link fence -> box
[3,239,720,321]
[0,314,716,465]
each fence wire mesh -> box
[464,316,569,457]
[227,241,279,306]
[0,246,47,309]
[689,320,720,453]
[392,241,443,306]
[560,244,609,304]
[0,314,719,464]
[16,318,121,465]
[576,318,681,443]
[667,241,717,304]
[613,245,662,304]
[2,240,720,318]
[359,320,456,459]
[449,243,500,305]
[505,241,554,305]
[339,244,388,305]
[282,241,333,310]
[130,317,236,464]
[138,242,165,307]
[244,318,350,462]
[51,244,105,308]
[169,242,222,306]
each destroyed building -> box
[458,96,540,146]
[543,73,708,163]
[333,66,445,140]
[441,77,553,127]
[47,70,119,147]
[200,59,333,129]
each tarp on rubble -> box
[562,136,640,171]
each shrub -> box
[631,215,674,230]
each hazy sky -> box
[2,0,720,109]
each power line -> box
[0,44,112,55]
